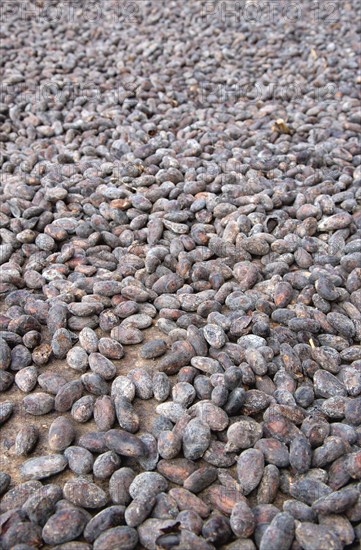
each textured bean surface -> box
[0,1,360,549]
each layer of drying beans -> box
[0,1,360,549]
